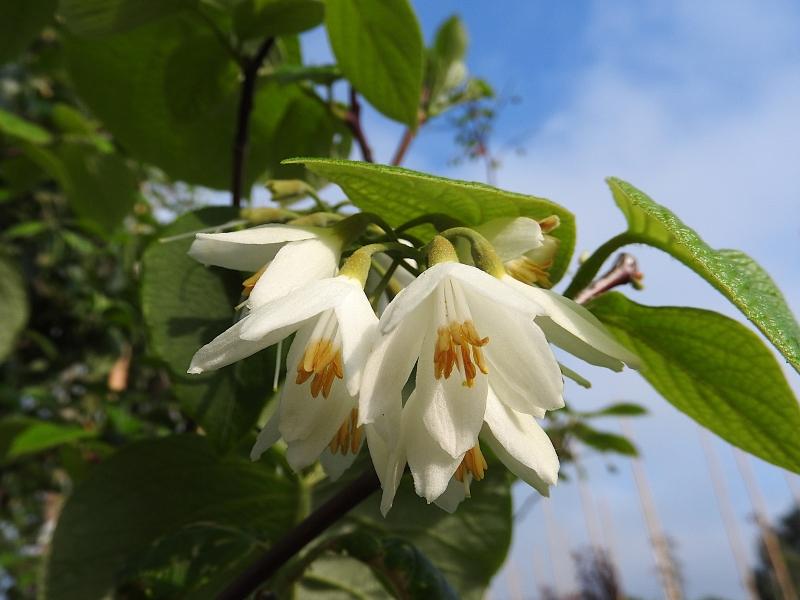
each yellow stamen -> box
[433,320,489,387]
[505,256,553,288]
[328,408,363,455]
[296,338,344,399]
[242,264,268,297]
[454,444,488,483]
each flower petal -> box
[560,363,591,388]
[188,224,321,272]
[467,293,564,414]
[250,409,281,461]
[476,217,544,262]
[359,296,431,430]
[416,332,489,458]
[240,277,355,342]
[365,416,406,516]
[320,445,361,481]
[404,391,462,503]
[483,389,559,495]
[187,315,296,374]
[505,277,640,370]
[334,282,379,396]
[248,236,341,308]
[449,263,545,318]
[433,478,467,513]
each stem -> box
[231,37,275,209]
[217,468,380,600]
[562,233,636,299]
[573,253,643,306]
[345,87,374,163]
[391,127,417,166]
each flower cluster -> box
[187,215,638,514]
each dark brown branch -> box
[573,252,643,305]
[217,467,380,600]
[231,37,275,209]
[344,87,374,163]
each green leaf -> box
[0,256,29,362]
[0,417,94,463]
[0,108,52,144]
[234,0,325,40]
[0,0,56,64]
[59,0,193,36]
[317,463,512,599]
[57,142,140,231]
[570,423,637,456]
[141,208,276,450]
[579,402,648,418]
[298,555,389,599]
[584,178,800,373]
[426,16,468,106]
[42,435,298,600]
[325,0,424,126]
[291,158,576,285]
[590,292,800,473]
[65,16,340,189]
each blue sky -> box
[295,2,800,598]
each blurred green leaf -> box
[234,0,325,40]
[292,158,576,285]
[57,142,140,231]
[570,423,637,456]
[0,107,53,144]
[0,0,57,64]
[426,16,468,108]
[0,417,94,463]
[65,16,341,189]
[141,207,276,451]
[590,292,800,473]
[42,435,298,600]
[325,0,424,126]
[579,402,648,418]
[571,177,800,373]
[59,0,194,36]
[0,257,28,362]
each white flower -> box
[358,261,564,513]
[189,274,378,477]
[188,224,342,308]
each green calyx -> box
[427,235,459,265]
[340,242,419,286]
[439,227,505,277]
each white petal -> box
[334,282,379,396]
[449,263,545,318]
[248,236,341,308]
[505,278,640,370]
[358,297,431,430]
[560,363,591,388]
[188,224,321,271]
[467,294,564,415]
[187,315,295,374]
[416,332,488,458]
[279,377,353,445]
[476,217,544,262]
[320,445,361,481]
[404,391,462,503]
[250,409,281,460]
[483,389,559,495]
[365,417,406,516]
[240,277,355,341]
[433,478,467,513]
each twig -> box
[344,87,374,163]
[391,127,416,166]
[216,468,380,600]
[573,253,643,305]
[231,37,275,209]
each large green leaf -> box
[291,158,576,284]
[41,435,298,600]
[234,0,325,40]
[0,0,56,64]
[590,292,800,473]
[425,16,468,111]
[0,108,52,144]
[0,417,94,463]
[325,0,423,126]
[64,16,339,190]
[316,464,512,599]
[141,208,276,451]
[59,0,193,36]
[572,178,800,373]
[0,256,29,362]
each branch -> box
[231,37,275,209]
[344,87,374,163]
[573,252,643,306]
[217,467,381,600]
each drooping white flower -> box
[189,274,378,476]
[188,224,343,308]
[359,260,565,513]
